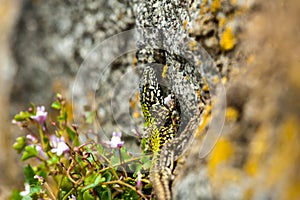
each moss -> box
[220,27,236,51]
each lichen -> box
[225,106,239,122]
[220,27,236,51]
[208,137,234,175]
[211,0,221,13]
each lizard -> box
[132,0,220,199]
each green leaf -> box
[13,136,26,154]
[110,155,120,166]
[141,156,152,170]
[129,163,143,175]
[21,146,39,161]
[102,172,112,182]
[29,184,42,196]
[83,190,94,200]
[60,177,73,191]
[123,188,139,200]
[141,138,147,152]
[24,165,37,185]
[100,186,112,200]
[51,101,61,110]
[10,190,22,200]
[58,109,67,121]
[14,111,31,121]
[81,176,105,192]
[47,155,59,165]
[66,126,79,145]
[120,147,131,161]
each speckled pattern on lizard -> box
[132,0,220,199]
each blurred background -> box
[0,0,300,199]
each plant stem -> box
[102,180,147,199]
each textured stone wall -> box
[174,1,300,199]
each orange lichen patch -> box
[211,0,221,13]
[130,99,136,110]
[196,89,201,100]
[208,137,234,176]
[218,17,227,28]
[133,57,137,66]
[225,106,239,122]
[200,0,209,15]
[133,111,140,119]
[183,20,188,30]
[244,125,270,176]
[220,27,236,51]
[130,92,140,111]
[162,64,168,79]
[135,91,140,102]
[202,77,209,92]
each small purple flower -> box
[34,175,44,183]
[31,106,47,124]
[20,183,30,196]
[50,135,69,156]
[26,134,38,143]
[110,132,124,148]
[136,171,142,190]
[35,144,48,159]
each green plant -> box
[11,94,153,200]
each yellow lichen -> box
[244,124,270,176]
[221,77,227,84]
[200,0,209,15]
[225,107,239,122]
[183,20,188,30]
[133,57,137,66]
[202,77,209,92]
[195,104,211,137]
[133,111,140,119]
[162,64,168,79]
[208,137,234,175]
[188,40,198,51]
[218,17,227,28]
[220,27,236,51]
[211,0,221,13]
